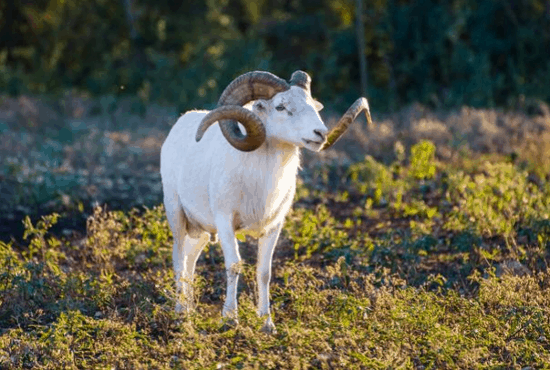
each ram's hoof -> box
[220,317,239,331]
[175,302,193,314]
[260,318,276,334]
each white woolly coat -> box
[161,110,301,240]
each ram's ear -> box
[313,99,324,111]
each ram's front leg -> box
[216,215,242,324]
[257,222,283,334]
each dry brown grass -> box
[1,92,549,241]
[316,102,550,170]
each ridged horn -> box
[196,105,266,152]
[289,70,311,93]
[210,71,290,151]
[320,97,373,151]
[218,71,290,106]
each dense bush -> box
[1,0,549,110]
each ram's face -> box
[252,86,328,152]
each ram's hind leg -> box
[173,232,209,313]
[165,196,209,313]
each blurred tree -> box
[356,0,367,96]
[0,0,28,66]
[0,0,549,110]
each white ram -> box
[160,70,372,333]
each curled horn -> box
[196,105,266,151]
[320,97,373,151]
[289,70,311,93]
[196,71,290,152]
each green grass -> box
[1,141,550,369]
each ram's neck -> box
[233,140,299,234]
[261,141,299,219]
[262,140,300,182]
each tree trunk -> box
[356,0,368,97]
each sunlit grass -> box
[2,140,550,369]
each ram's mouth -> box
[302,138,324,146]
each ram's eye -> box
[275,105,285,111]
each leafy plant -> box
[409,140,437,180]
[2,140,550,368]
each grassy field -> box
[1,93,550,369]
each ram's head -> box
[196,70,372,152]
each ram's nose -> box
[313,129,327,142]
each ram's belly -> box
[175,170,217,234]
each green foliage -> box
[444,162,550,239]
[410,140,437,180]
[286,204,354,260]
[347,155,400,206]
[1,0,550,109]
[3,142,550,368]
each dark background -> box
[2,0,550,111]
